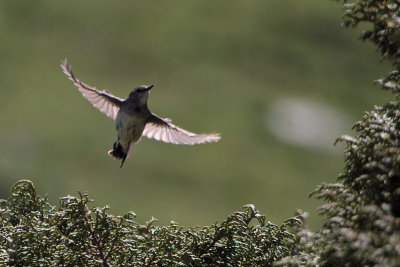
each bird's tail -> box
[108,141,130,168]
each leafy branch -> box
[0,180,300,266]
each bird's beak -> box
[145,84,154,91]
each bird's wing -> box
[61,59,123,120]
[142,113,221,145]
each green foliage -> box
[342,0,400,97]
[340,0,400,65]
[309,101,400,266]
[0,180,301,266]
[276,1,400,266]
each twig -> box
[78,192,109,267]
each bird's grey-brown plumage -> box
[61,59,220,167]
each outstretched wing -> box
[142,113,221,145]
[61,59,123,120]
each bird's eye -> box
[136,89,142,93]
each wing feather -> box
[61,59,123,120]
[142,113,221,145]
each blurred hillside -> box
[0,1,392,228]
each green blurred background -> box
[0,1,392,228]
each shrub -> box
[0,180,301,266]
[277,1,400,265]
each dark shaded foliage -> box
[341,0,400,65]
[0,180,300,266]
[277,1,400,266]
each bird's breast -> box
[115,111,147,145]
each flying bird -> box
[61,59,220,167]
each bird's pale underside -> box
[61,59,220,167]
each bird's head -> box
[128,84,154,102]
